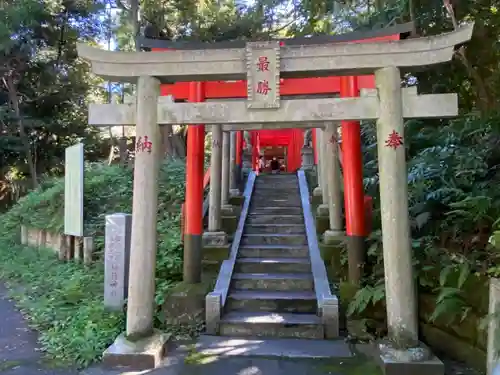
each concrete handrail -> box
[205,171,256,334]
[297,170,339,338]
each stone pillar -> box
[208,127,223,232]
[488,279,500,375]
[220,131,238,216]
[203,126,228,247]
[102,76,168,371]
[229,131,239,197]
[126,76,161,338]
[317,128,329,217]
[313,128,323,200]
[301,146,314,170]
[242,149,252,171]
[323,122,343,244]
[221,131,230,206]
[375,66,417,344]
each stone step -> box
[252,195,301,201]
[219,311,323,339]
[238,245,309,258]
[235,257,311,273]
[253,184,298,190]
[254,183,298,187]
[246,214,304,225]
[250,203,302,209]
[195,335,354,359]
[244,224,305,235]
[241,234,308,246]
[252,195,300,201]
[232,273,314,291]
[253,187,298,192]
[250,207,302,215]
[226,290,317,313]
[255,177,297,181]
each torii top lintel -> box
[144,23,413,99]
[76,23,474,84]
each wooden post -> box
[58,234,67,261]
[74,237,83,262]
[20,226,28,245]
[83,237,94,265]
[66,235,74,261]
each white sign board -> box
[64,143,84,236]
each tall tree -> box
[0,0,108,189]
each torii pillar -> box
[341,76,366,284]
[102,76,170,370]
[184,82,206,283]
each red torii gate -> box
[141,23,412,257]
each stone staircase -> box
[219,173,326,339]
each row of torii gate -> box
[78,22,473,368]
[148,24,407,267]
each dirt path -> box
[0,284,79,375]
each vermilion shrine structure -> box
[77,22,473,373]
[141,23,411,271]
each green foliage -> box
[346,281,385,317]
[429,263,471,324]
[0,159,187,367]
[346,112,500,327]
[0,247,124,367]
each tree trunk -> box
[172,133,187,157]
[161,125,175,157]
[456,47,494,114]
[4,77,37,189]
[130,0,140,51]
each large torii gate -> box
[78,23,473,371]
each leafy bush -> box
[346,113,500,326]
[0,159,187,367]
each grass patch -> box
[0,160,190,368]
[0,360,22,371]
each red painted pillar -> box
[234,130,243,187]
[255,134,261,173]
[288,132,295,172]
[312,129,318,164]
[286,141,292,172]
[183,81,205,283]
[295,129,304,171]
[235,131,243,166]
[341,76,366,283]
[251,132,258,171]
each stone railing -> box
[20,225,95,264]
[205,171,256,334]
[297,169,339,338]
